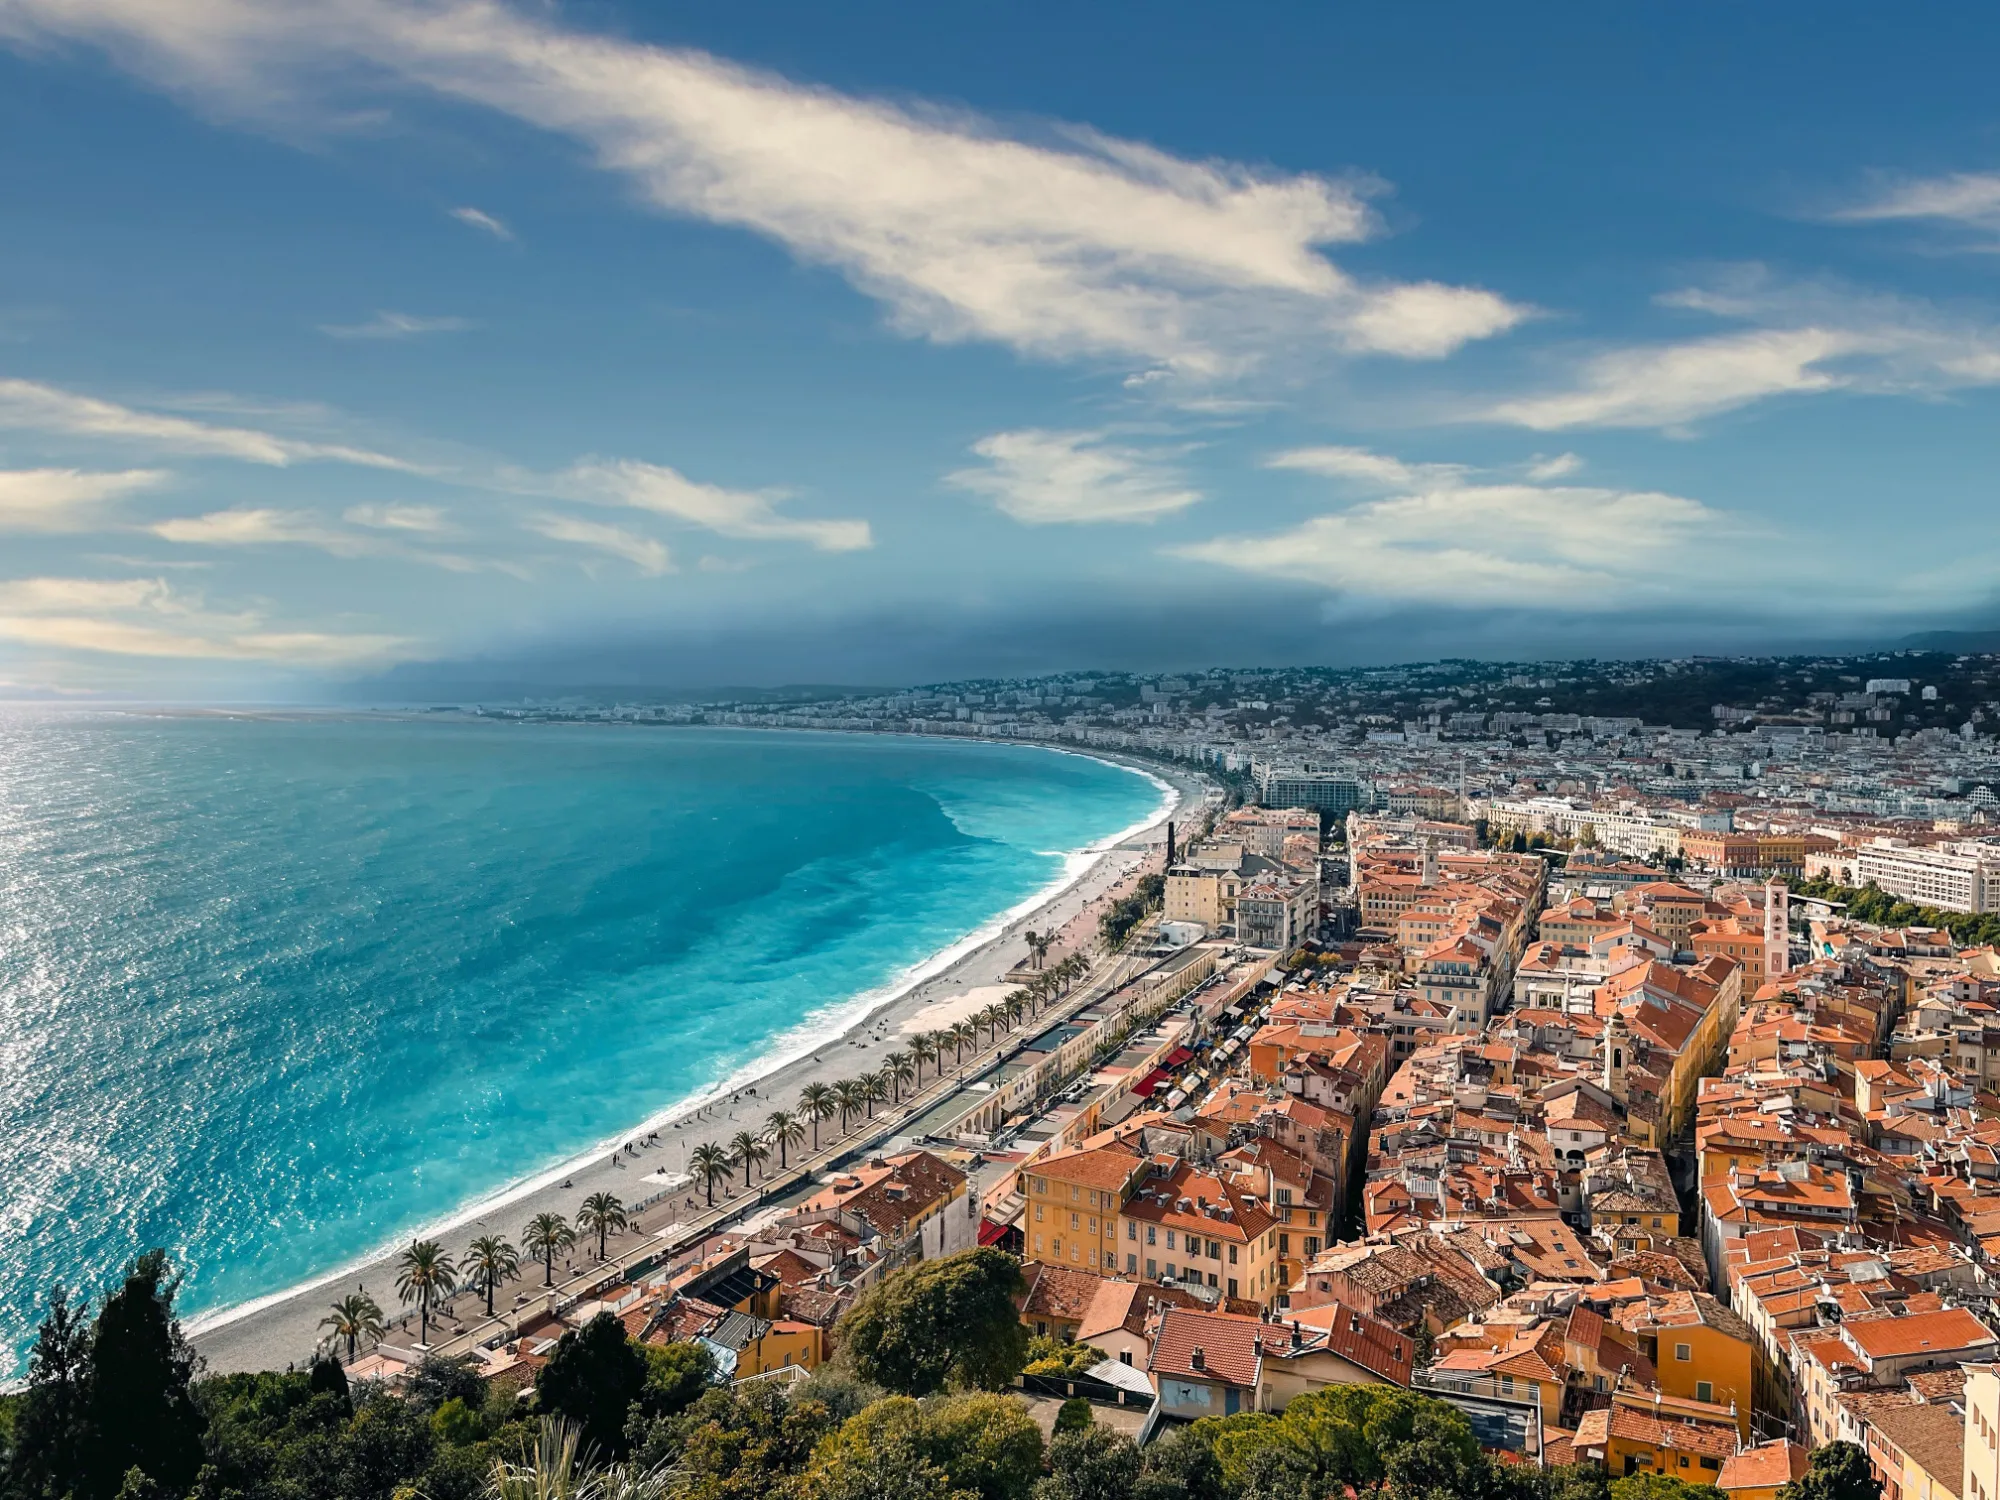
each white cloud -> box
[344,502,449,532]
[1525,452,1582,481]
[1486,327,1855,431]
[1834,172,2000,232]
[564,459,871,551]
[0,574,407,662]
[1483,272,2000,431]
[947,429,1203,525]
[1179,474,1724,608]
[449,205,513,239]
[1265,445,1465,489]
[524,513,672,575]
[152,506,496,572]
[0,0,1527,374]
[0,376,419,469]
[0,466,167,531]
[319,310,473,339]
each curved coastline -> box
[185,736,1191,1363]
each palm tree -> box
[925,1030,951,1074]
[320,1292,384,1360]
[829,1080,862,1134]
[885,1051,916,1103]
[487,1417,677,1500]
[730,1130,769,1185]
[1003,993,1027,1031]
[765,1109,806,1170]
[860,1071,889,1119]
[465,1235,521,1318]
[950,1020,976,1064]
[1022,928,1042,969]
[689,1142,733,1207]
[395,1240,458,1346]
[908,1032,933,1085]
[799,1083,836,1150]
[523,1212,576,1287]
[576,1193,628,1261]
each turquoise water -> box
[0,716,1163,1375]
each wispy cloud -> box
[1265,445,1466,489]
[523,513,673,575]
[0,575,408,662]
[0,0,1527,376]
[0,466,167,531]
[1525,452,1582,481]
[319,310,473,340]
[152,507,499,573]
[1481,273,2000,431]
[0,376,420,469]
[1179,443,1734,609]
[560,460,871,551]
[1833,171,2000,235]
[449,204,513,240]
[344,502,450,532]
[948,429,1203,525]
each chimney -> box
[1190,1346,1206,1371]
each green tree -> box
[6,1286,93,1500]
[689,1143,734,1208]
[765,1110,807,1171]
[535,1312,647,1459]
[319,1291,386,1360]
[1033,1424,1139,1500]
[798,1437,975,1500]
[1022,1338,1107,1378]
[637,1340,715,1420]
[85,1251,205,1500]
[429,1396,484,1447]
[1132,1426,1225,1500]
[395,1240,459,1346]
[1550,1461,1615,1500]
[832,1081,864,1135]
[1779,1444,1882,1500]
[810,1393,1042,1500]
[1614,1474,1725,1500]
[577,1194,629,1261]
[524,1212,578,1285]
[465,1236,521,1318]
[834,1249,1029,1397]
[1051,1399,1093,1435]
[799,1083,837,1149]
[885,1054,917,1104]
[730,1131,770,1186]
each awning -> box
[1164,1047,1195,1067]
[977,1220,1014,1246]
[1132,1067,1170,1097]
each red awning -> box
[1164,1047,1195,1067]
[977,1220,1013,1246]
[1132,1067,1170,1097]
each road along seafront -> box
[190,755,1212,1373]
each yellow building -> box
[1619,1291,1757,1438]
[1966,1364,2000,1500]
[1573,1388,1741,1480]
[1023,1145,1148,1273]
[1866,1402,1963,1500]
[1118,1159,1283,1306]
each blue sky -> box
[1,1,1998,696]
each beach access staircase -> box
[412,926,1178,1365]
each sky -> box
[2,2,1999,697]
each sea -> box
[0,714,1166,1376]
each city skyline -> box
[3,3,2000,696]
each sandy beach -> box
[190,747,1210,1374]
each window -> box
[1070,1213,1079,1230]
[1070,1185,1079,1201]
[1035,1204,1043,1222]
[1127,1254,1137,1274]
[1305,1237,1321,1256]
[1279,1234,1290,1255]
[1034,1234,1043,1253]
[1228,1245,1239,1265]
[1675,1344,1692,1362]
[1700,1459,1721,1472]
[1696,1382,1713,1404]
[1166,1230,1176,1250]
[1147,1258,1157,1278]
[1209,1240,1221,1261]
[1228,1278,1240,1298]
[1128,1221,1137,1240]
[1147,1225,1157,1245]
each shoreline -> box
[187,734,1206,1373]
